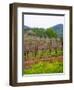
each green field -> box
[24,61,63,74]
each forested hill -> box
[24,24,63,38]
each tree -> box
[32,28,47,38]
[46,28,57,38]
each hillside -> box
[51,24,63,37]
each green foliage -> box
[50,50,63,56]
[46,28,57,38]
[32,27,57,38]
[32,28,47,38]
[24,61,63,74]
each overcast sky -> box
[24,15,64,28]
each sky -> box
[24,15,64,28]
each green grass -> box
[24,61,63,74]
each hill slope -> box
[51,24,63,37]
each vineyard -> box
[23,27,63,74]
